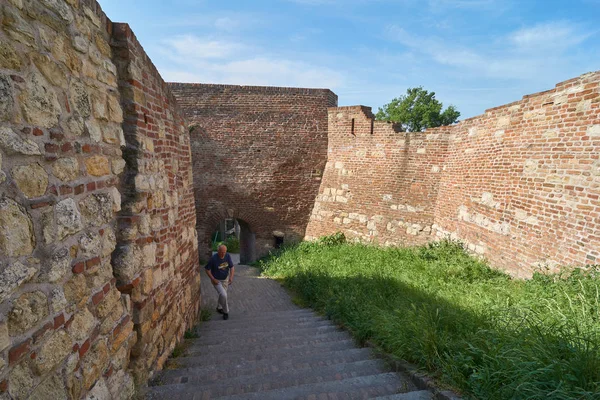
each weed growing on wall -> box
[258,237,600,399]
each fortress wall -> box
[0,0,135,398]
[169,83,337,260]
[433,71,600,277]
[0,0,200,397]
[110,24,200,383]
[305,106,451,246]
[308,71,600,277]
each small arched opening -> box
[210,218,256,265]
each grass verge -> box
[257,235,600,399]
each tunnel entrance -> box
[210,218,256,265]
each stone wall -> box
[169,83,337,261]
[0,0,199,398]
[110,24,199,383]
[305,106,450,246]
[306,71,600,278]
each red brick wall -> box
[110,24,200,383]
[433,71,600,277]
[305,106,451,246]
[307,71,600,278]
[169,83,337,260]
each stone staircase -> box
[144,265,435,400]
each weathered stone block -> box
[8,361,35,399]
[49,288,67,313]
[0,198,35,257]
[3,5,36,46]
[0,127,41,155]
[30,53,67,87]
[55,198,83,241]
[68,308,96,342]
[81,340,109,390]
[33,329,72,375]
[0,261,36,303]
[0,41,22,70]
[64,274,87,306]
[79,193,113,226]
[85,155,110,176]
[97,288,120,319]
[8,291,48,335]
[28,372,68,400]
[85,378,110,400]
[11,163,48,198]
[42,248,70,283]
[0,74,14,121]
[20,71,61,128]
[52,157,79,181]
[69,79,91,118]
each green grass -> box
[257,235,600,399]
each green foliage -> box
[260,239,600,399]
[184,329,199,339]
[211,236,240,253]
[316,232,347,246]
[375,87,460,132]
[199,309,212,322]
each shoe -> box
[223,313,229,320]
[216,308,224,314]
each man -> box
[204,244,235,320]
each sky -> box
[99,0,600,120]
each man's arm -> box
[228,266,235,284]
[205,268,219,285]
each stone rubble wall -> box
[110,23,199,384]
[169,83,337,260]
[306,71,600,278]
[305,106,451,246]
[0,0,199,398]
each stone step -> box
[372,391,434,400]
[169,347,374,371]
[147,372,407,400]
[193,330,351,352]
[154,358,392,392]
[185,338,357,363]
[214,372,408,400]
[196,324,341,342]
[199,308,319,324]
[196,318,332,336]
[177,338,363,368]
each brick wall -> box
[307,71,600,278]
[169,83,337,261]
[110,24,200,383]
[432,71,600,277]
[305,106,451,246]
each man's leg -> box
[214,280,229,314]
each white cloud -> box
[161,35,247,59]
[384,23,597,81]
[508,21,592,52]
[157,35,344,89]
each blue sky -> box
[99,0,600,119]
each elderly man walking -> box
[204,244,235,320]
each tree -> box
[375,87,460,132]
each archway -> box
[209,218,256,265]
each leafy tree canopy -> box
[375,87,460,132]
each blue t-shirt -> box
[205,253,234,280]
